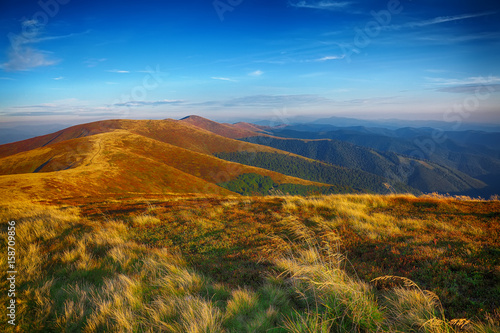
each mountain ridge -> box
[0,130,335,202]
[169,116,487,195]
[1,115,494,199]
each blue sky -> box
[0,0,499,125]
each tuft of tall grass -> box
[282,310,334,333]
[175,296,223,333]
[281,194,402,240]
[276,245,385,332]
[131,214,161,226]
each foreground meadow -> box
[1,194,499,332]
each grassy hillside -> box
[0,131,333,202]
[0,137,94,175]
[3,117,419,201]
[1,117,497,198]
[1,195,499,332]
[0,118,278,160]
[0,132,235,202]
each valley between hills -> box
[0,116,499,332]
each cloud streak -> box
[114,100,184,107]
[388,12,495,30]
[84,58,107,68]
[437,84,500,94]
[427,76,500,86]
[1,20,60,71]
[211,77,237,82]
[199,94,333,108]
[290,1,352,11]
[315,55,345,61]
[107,69,130,73]
[0,21,89,72]
[249,70,264,77]
[417,32,500,44]
[428,76,500,94]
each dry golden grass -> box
[1,195,498,332]
[371,275,420,290]
[131,214,161,226]
[0,202,211,332]
[282,194,403,240]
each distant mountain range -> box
[0,115,497,201]
[254,115,500,132]
[267,124,500,197]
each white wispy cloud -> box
[299,72,327,78]
[31,30,91,43]
[84,58,107,68]
[0,99,108,117]
[107,69,130,73]
[249,70,264,77]
[426,76,500,86]
[0,98,188,119]
[315,55,345,61]
[1,20,60,71]
[199,94,333,108]
[113,99,184,107]
[211,77,237,82]
[425,69,449,74]
[290,1,352,10]
[53,76,64,80]
[0,22,89,72]
[438,84,500,94]
[417,31,500,44]
[344,96,398,104]
[388,12,495,30]
[427,76,500,94]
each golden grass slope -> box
[0,130,328,202]
[0,119,122,159]
[119,118,274,155]
[0,133,231,202]
[0,118,278,159]
[0,136,94,175]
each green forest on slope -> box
[217,172,351,196]
[215,151,417,194]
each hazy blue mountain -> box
[301,116,500,132]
